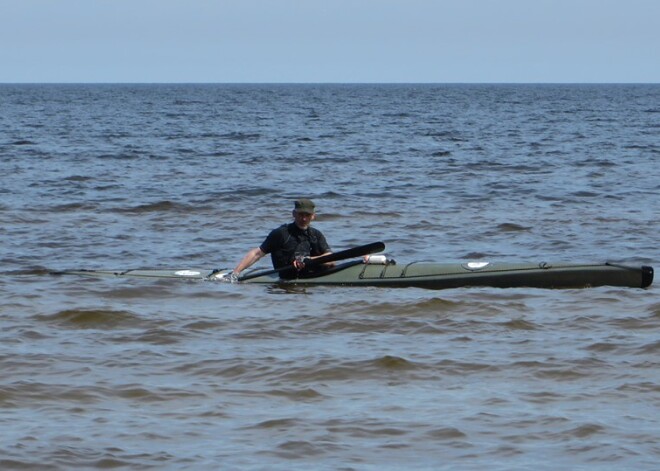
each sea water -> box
[1,84,659,469]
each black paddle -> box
[237,241,386,282]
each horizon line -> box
[1,81,658,85]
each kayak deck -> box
[53,260,654,290]
[239,260,653,289]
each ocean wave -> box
[34,308,142,329]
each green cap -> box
[294,198,316,214]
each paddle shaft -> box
[237,241,385,282]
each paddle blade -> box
[308,241,385,266]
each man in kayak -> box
[232,198,333,279]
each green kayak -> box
[54,259,654,290]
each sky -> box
[1,0,659,83]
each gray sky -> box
[1,0,658,83]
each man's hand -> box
[293,257,312,271]
[216,271,239,282]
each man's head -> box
[292,198,316,229]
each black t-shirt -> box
[260,223,331,275]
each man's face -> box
[293,210,315,229]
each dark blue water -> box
[1,84,659,470]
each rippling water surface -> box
[1,84,659,470]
